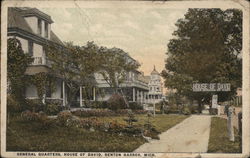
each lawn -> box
[7,113,188,152]
[207,117,241,153]
[97,114,189,132]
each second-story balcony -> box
[30,57,52,67]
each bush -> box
[107,94,127,111]
[189,105,199,114]
[129,102,143,110]
[57,111,73,126]
[44,103,62,115]
[210,108,218,115]
[21,110,54,129]
[133,110,147,115]
[182,106,191,115]
[25,99,44,112]
[165,105,180,114]
[122,126,142,136]
[21,110,40,121]
[72,109,115,117]
[7,95,22,113]
[90,101,108,109]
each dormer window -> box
[45,22,48,38]
[38,19,42,35]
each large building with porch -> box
[7,7,150,107]
[94,69,149,104]
[8,7,67,105]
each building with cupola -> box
[146,66,163,104]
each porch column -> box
[144,92,147,103]
[93,87,96,101]
[153,95,156,117]
[140,91,143,104]
[42,94,46,104]
[133,88,135,102]
[137,90,140,102]
[80,86,83,107]
[63,80,66,106]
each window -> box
[38,19,42,35]
[28,41,33,56]
[45,22,48,38]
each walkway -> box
[134,115,211,153]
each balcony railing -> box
[31,57,52,66]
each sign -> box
[192,83,230,92]
[212,95,218,108]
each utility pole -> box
[153,95,156,117]
[227,106,235,142]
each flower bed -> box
[72,109,148,117]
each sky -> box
[40,6,187,76]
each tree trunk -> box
[198,100,202,114]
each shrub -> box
[25,99,44,112]
[21,110,54,129]
[210,108,218,115]
[44,103,61,115]
[189,105,199,114]
[7,95,22,113]
[107,93,127,111]
[90,101,108,109]
[133,110,147,115]
[122,126,142,136]
[116,109,130,115]
[129,102,143,110]
[124,110,137,127]
[182,106,191,115]
[21,110,40,121]
[165,105,180,114]
[72,109,115,117]
[57,111,73,126]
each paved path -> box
[134,115,211,153]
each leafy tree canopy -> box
[162,8,242,107]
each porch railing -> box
[31,57,52,66]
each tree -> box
[7,38,33,103]
[46,42,79,107]
[46,41,102,106]
[162,9,242,113]
[99,47,140,93]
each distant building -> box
[146,66,163,104]
[94,58,149,103]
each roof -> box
[151,65,160,75]
[50,31,64,45]
[8,7,64,45]
[15,7,53,23]
[8,8,33,33]
[144,76,151,83]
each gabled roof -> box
[16,7,53,23]
[8,7,64,45]
[8,8,33,33]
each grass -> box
[7,113,188,152]
[208,117,241,153]
[98,114,189,132]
